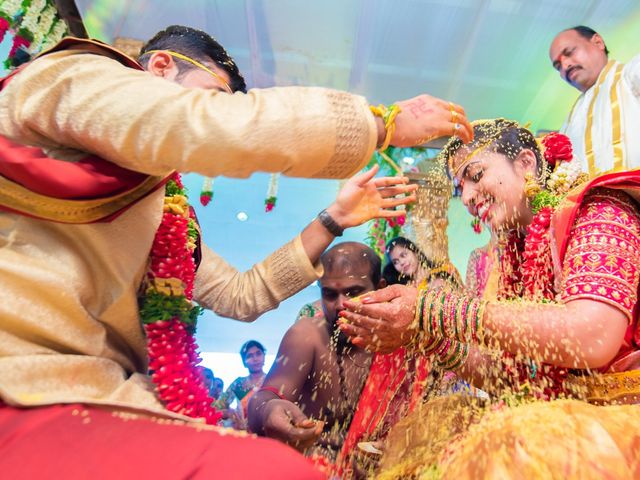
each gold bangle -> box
[475,300,487,345]
[407,287,427,351]
[369,104,401,152]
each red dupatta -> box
[0,37,169,223]
[337,347,431,474]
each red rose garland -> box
[0,17,10,43]
[8,34,30,60]
[264,196,277,212]
[540,132,573,169]
[498,208,555,301]
[497,230,525,300]
[386,215,405,228]
[521,206,555,301]
[471,217,483,234]
[200,177,214,206]
[140,173,221,424]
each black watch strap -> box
[317,209,344,237]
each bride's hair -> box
[441,118,545,178]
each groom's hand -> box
[385,94,473,146]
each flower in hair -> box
[541,132,573,169]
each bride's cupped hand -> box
[338,284,419,353]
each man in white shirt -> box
[549,26,640,176]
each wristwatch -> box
[317,209,344,237]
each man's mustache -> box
[566,65,581,82]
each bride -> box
[339,119,640,478]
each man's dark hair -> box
[139,25,247,93]
[240,340,266,360]
[569,25,609,56]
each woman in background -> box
[215,340,267,430]
[384,236,459,289]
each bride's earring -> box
[524,172,541,199]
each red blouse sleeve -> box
[560,188,640,322]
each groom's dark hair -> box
[139,25,247,93]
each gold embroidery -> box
[561,189,640,321]
[0,173,167,223]
[569,370,640,404]
[610,63,626,171]
[312,91,371,179]
[585,60,615,177]
[605,255,618,268]
[269,240,309,298]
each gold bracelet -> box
[370,104,401,152]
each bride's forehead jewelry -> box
[442,118,523,178]
[452,142,493,178]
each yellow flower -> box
[147,277,186,297]
[163,195,190,217]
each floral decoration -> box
[140,173,221,424]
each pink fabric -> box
[494,188,640,396]
[466,245,493,297]
[560,188,640,371]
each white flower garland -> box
[546,156,584,194]
[27,4,56,53]
[40,17,67,51]
[19,0,47,38]
[0,0,24,19]
[266,173,279,199]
